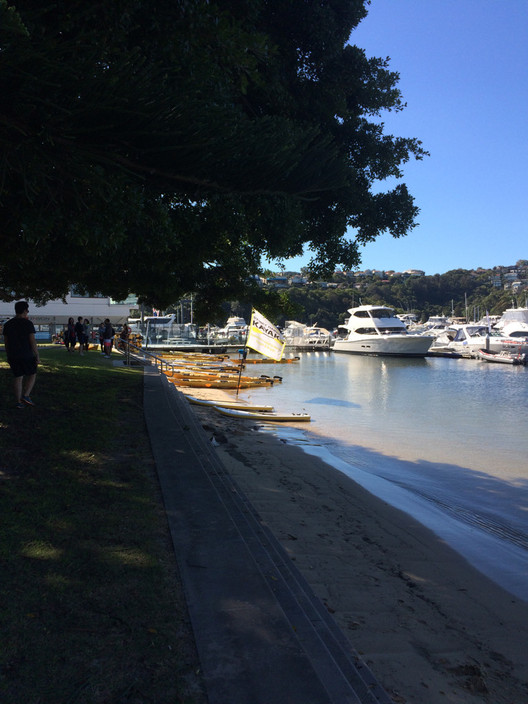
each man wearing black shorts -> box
[2,301,40,408]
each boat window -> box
[378,326,404,334]
[353,308,393,319]
[147,318,173,326]
[355,328,378,335]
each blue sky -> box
[277,0,528,275]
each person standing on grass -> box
[65,317,76,352]
[2,300,39,408]
[103,318,114,358]
[83,319,91,352]
[98,321,106,354]
[74,316,85,355]
[119,323,130,350]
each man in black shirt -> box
[74,316,85,355]
[2,301,40,408]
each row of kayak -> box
[161,351,287,388]
[158,351,310,421]
[162,351,301,366]
[165,371,283,389]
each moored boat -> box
[282,321,333,349]
[477,348,526,365]
[494,307,528,338]
[333,305,434,357]
[430,324,528,358]
[214,316,248,342]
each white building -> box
[0,290,137,339]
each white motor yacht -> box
[494,307,528,339]
[215,316,248,341]
[333,305,434,356]
[420,314,452,337]
[283,321,333,349]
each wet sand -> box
[179,386,528,703]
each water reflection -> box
[305,397,360,408]
[245,352,528,599]
[247,352,528,478]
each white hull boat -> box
[333,305,434,357]
[478,349,526,365]
[495,307,528,338]
[430,325,528,358]
[282,321,333,349]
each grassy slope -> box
[0,345,205,704]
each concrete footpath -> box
[143,368,393,704]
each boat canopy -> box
[349,307,396,319]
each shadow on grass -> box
[0,347,205,704]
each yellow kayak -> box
[167,377,275,389]
[230,356,300,365]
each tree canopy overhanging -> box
[0,0,428,311]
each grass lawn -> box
[0,345,205,704]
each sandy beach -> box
[175,384,528,704]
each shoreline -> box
[263,425,528,604]
[179,386,528,703]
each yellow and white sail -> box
[245,308,285,361]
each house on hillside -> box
[265,275,289,289]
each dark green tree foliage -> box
[0,0,427,308]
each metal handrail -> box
[121,340,177,376]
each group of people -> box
[63,317,124,357]
[64,316,91,354]
[2,300,133,408]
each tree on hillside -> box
[0,0,427,314]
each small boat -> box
[185,395,275,412]
[213,406,311,422]
[477,349,526,365]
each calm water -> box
[238,351,528,600]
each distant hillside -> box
[216,262,528,329]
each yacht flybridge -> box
[333,305,434,357]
